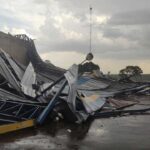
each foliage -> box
[119,66,143,82]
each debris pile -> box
[0,33,149,126]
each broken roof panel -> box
[107,98,139,110]
[80,94,106,113]
[77,76,109,90]
[1,49,24,81]
[65,64,88,123]
[0,50,22,93]
[21,63,36,97]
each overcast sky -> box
[0,0,150,73]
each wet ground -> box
[0,96,150,150]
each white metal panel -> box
[21,63,36,97]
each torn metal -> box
[0,33,149,126]
[21,63,37,97]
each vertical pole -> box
[89,6,92,53]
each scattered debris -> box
[67,129,72,133]
[0,32,149,134]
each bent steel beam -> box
[37,79,67,125]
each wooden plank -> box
[0,119,35,134]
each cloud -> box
[0,0,150,73]
[108,9,150,25]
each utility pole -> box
[89,6,92,53]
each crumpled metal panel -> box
[21,63,36,97]
[27,41,65,82]
[107,98,138,109]
[0,88,39,103]
[137,86,150,95]
[1,49,24,81]
[65,64,88,123]
[77,76,109,90]
[80,94,106,113]
[0,50,22,93]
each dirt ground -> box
[0,96,150,150]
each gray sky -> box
[0,0,150,73]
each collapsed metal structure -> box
[0,32,149,127]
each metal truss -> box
[0,100,45,124]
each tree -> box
[119,66,143,82]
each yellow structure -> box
[0,119,35,134]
